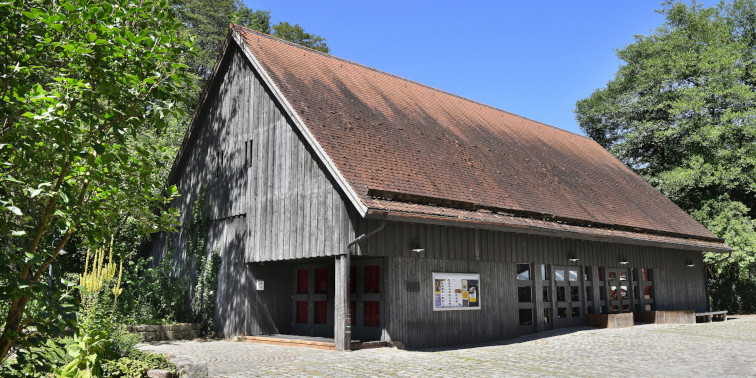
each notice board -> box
[432,272,481,311]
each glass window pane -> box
[632,268,639,281]
[557,286,566,301]
[543,308,550,324]
[555,269,565,281]
[364,265,380,293]
[541,264,550,280]
[585,287,593,301]
[599,287,605,301]
[645,304,653,311]
[519,309,534,326]
[557,308,567,318]
[314,301,327,324]
[542,286,549,302]
[364,301,380,327]
[517,264,531,280]
[518,286,532,302]
[620,286,628,299]
[619,272,628,281]
[314,268,328,294]
[611,305,619,313]
[572,307,580,317]
[642,268,651,281]
[610,286,618,300]
[584,266,592,281]
[644,286,653,300]
[296,301,308,323]
[569,270,578,281]
[608,271,616,281]
[296,270,309,294]
[621,304,630,312]
[598,267,604,281]
[570,286,579,302]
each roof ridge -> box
[232,24,591,140]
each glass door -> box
[606,268,632,313]
[292,264,333,337]
[553,266,584,327]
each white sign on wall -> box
[432,272,481,311]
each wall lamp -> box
[410,239,425,253]
[568,251,579,262]
[686,259,695,268]
[619,255,629,265]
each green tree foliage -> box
[0,0,196,362]
[575,0,756,309]
[272,22,331,53]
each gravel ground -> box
[140,315,756,377]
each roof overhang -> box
[364,206,732,253]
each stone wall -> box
[127,323,201,342]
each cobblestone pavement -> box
[140,315,756,377]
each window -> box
[642,268,652,281]
[557,308,567,318]
[314,301,327,324]
[245,139,254,169]
[364,265,380,293]
[518,286,532,302]
[541,264,550,280]
[599,287,605,301]
[632,268,639,282]
[571,286,579,301]
[542,286,549,302]
[296,301,308,323]
[584,266,592,281]
[568,269,578,282]
[619,272,627,281]
[314,268,328,294]
[572,307,580,317]
[644,286,653,300]
[516,264,531,280]
[585,287,593,301]
[543,309,550,325]
[555,269,565,281]
[296,270,309,294]
[519,309,534,326]
[557,286,566,302]
[364,301,380,327]
[598,267,604,281]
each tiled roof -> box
[232,25,727,248]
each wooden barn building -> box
[147,25,731,350]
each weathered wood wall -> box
[349,219,706,348]
[145,39,357,337]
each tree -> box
[575,1,756,286]
[0,0,195,362]
[272,22,330,53]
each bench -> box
[694,311,727,323]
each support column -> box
[334,254,351,351]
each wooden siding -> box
[353,220,707,348]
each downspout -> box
[341,217,386,351]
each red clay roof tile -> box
[232,25,722,245]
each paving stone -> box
[140,315,756,377]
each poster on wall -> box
[432,272,481,311]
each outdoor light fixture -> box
[568,252,579,262]
[619,255,629,265]
[410,239,426,253]
[686,259,695,268]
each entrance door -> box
[606,268,632,313]
[292,264,333,337]
[553,266,584,327]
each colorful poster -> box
[432,273,481,311]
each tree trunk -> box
[0,296,30,364]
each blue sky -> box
[244,1,671,135]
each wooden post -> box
[334,254,351,351]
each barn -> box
[146,24,731,350]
